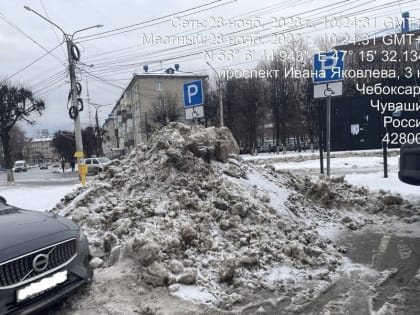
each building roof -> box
[109,66,208,115]
[135,67,208,78]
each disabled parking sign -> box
[313,51,345,83]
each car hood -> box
[0,206,79,263]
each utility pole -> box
[66,38,84,158]
[24,5,102,184]
[207,62,224,127]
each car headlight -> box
[78,229,88,242]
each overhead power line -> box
[0,11,65,66]
[83,0,301,63]
[2,42,64,83]
[77,0,237,42]
[83,0,360,75]
[85,0,415,77]
[39,0,67,59]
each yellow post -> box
[78,164,87,186]
[74,151,86,185]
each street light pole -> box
[24,6,102,182]
[66,38,84,157]
[207,62,224,127]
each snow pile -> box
[52,123,343,311]
[288,174,420,223]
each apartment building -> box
[24,137,58,164]
[103,65,207,155]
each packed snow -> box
[2,124,418,313]
[44,123,419,314]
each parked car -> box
[13,160,27,172]
[40,164,49,170]
[0,196,92,314]
[84,157,112,174]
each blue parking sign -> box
[183,80,203,107]
[313,51,345,83]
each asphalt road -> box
[0,167,79,186]
[240,229,420,315]
[299,231,420,314]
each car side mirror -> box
[0,196,7,204]
[398,144,420,185]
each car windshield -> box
[98,158,110,163]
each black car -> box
[0,196,92,314]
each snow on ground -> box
[0,184,78,211]
[223,167,292,217]
[346,171,420,203]
[51,123,356,314]
[270,153,420,202]
[2,125,417,314]
[242,148,399,162]
[274,156,398,172]
[172,284,217,304]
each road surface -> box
[0,167,79,185]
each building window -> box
[155,81,163,91]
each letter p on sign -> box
[188,85,198,104]
[183,80,203,108]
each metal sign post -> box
[313,51,345,177]
[318,100,324,174]
[325,86,335,176]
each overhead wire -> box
[63,0,416,107]
[12,0,418,104]
[39,0,67,59]
[77,0,238,42]
[2,41,64,83]
[86,0,417,77]
[83,0,367,76]
[82,0,304,65]
[85,0,362,68]
[0,11,66,67]
[6,0,238,98]
[33,71,67,94]
[81,69,125,90]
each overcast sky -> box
[1,0,418,138]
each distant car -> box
[84,157,112,174]
[40,164,48,170]
[13,160,27,172]
[0,196,92,314]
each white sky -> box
[1,0,418,137]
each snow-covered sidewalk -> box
[270,154,420,202]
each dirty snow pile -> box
[52,123,344,311]
[287,174,420,225]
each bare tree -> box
[150,92,181,128]
[0,83,44,182]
